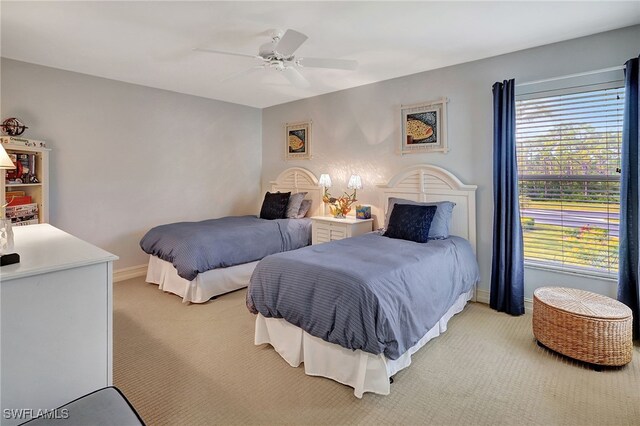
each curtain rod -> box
[516,65,625,87]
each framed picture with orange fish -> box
[285,121,312,160]
[400,98,448,154]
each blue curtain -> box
[618,56,640,340]
[491,79,525,316]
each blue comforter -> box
[247,233,479,360]
[140,216,312,281]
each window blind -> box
[515,85,624,276]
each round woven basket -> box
[532,287,633,366]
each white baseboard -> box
[114,264,147,283]
[476,289,533,314]
[476,288,490,305]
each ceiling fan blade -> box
[274,29,308,57]
[220,66,264,83]
[281,67,310,88]
[298,57,358,71]
[193,47,259,60]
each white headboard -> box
[377,164,477,253]
[270,167,322,217]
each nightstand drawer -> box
[314,223,346,243]
[315,227,331,243]
[328,225,346,240]
[311,216,373,245]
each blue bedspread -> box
[247,233,479,360]
[140,216,312,281]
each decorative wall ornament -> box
[285,121,312,160]
[1,118,28,136]
[400,98,448,154]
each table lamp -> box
[0,144,19,266]
[318,173,332,216]
[347,174,363,202]
[318,173,332,200]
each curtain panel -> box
[618,56,640,340]
[491,79,525,316]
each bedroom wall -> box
[261,25,640,303]
[0,58,262,271]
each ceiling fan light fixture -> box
[195,28,357,87]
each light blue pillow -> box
[385,197,455,239]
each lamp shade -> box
[0,145,15,169]
[318,173,332,188]
[347,174,362,190]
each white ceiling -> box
[2,1,639,109]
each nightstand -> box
[310,216,374,244]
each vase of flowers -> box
[328,196,355,218]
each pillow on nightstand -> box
[260,192,291,220]
[384,204,437,243]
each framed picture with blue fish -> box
[400,98,448,154]
[285,121,312,160]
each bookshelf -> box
[1,137,50,225]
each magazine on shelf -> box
[5,202,38,222]
[13,217,39,226]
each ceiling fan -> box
[194,29,358,88]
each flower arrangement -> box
[319,174,362,219]
[323,192,356,218]
[329,196,355,218]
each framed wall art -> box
[285,121,312,160]
[400,98,449,155]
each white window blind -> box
[516,85,624,276]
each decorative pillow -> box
[259,192,291,220]
[385,197,455,239]
[384,204,437,243]
[285,192,308,218]
[296,199,312,218]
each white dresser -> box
[311,216,374,244]
[0,224,117,426]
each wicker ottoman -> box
[533,287,633,367]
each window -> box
[516,85,624,277]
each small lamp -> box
[347,174,363,202]
[318,173,333,216]
[0,144,19,266]
[0,144,14,169]
[318,173,332,200]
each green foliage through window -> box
[516,86,624,275]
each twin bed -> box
[141,168,322,303]
[140,164,479,398]
[248,164,479,397]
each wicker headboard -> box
[270,167,322,217]
[377,164,477,253]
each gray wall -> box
[2,25,637,297]
[1,59,262,270]
[261,25,640,301]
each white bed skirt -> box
[255,288,474,398]
[145,255,258,304]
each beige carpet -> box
[114,277,640,425]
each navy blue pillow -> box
[259,192,291,220]
[383,204,437,243]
